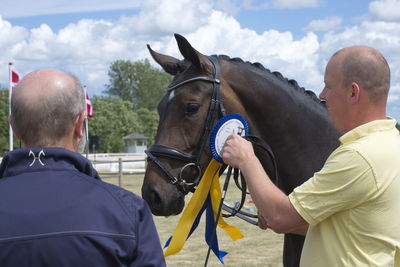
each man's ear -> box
[74,111,86,138]
[349,82,360,104]
[8,116,21,140]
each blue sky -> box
[1,0,400,120]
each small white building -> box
[123,133,148,153]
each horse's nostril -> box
[146,188,166,216]
[150,189,162,206]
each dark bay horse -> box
[142,34,340,267]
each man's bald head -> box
[331,46,390,104]
[11,68,85,147]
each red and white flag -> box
[11,70,20,84]
[9,62,20,87]
[85,92,93,118]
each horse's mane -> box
[216,55,323,105]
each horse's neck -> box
[223,64,340,191]
[226,68,328,139]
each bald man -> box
[0,69,166,267]
[222,46,400,266]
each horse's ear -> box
[174,34,206,71]
[147,44,180,75]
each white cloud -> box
[369,0,400,21]
[213,0,241,16]
[390,84,400,93]
[0,17,29,51]
[319,20,400,64]
[388,94,399,103]
[0,1,322,93]
[1,0,400,120]
[304,16,342,32]
[153,10,322,90]
[121,0,213,35]
[0,17,145,90]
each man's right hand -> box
[258,212,268,230]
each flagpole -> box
[85,118,89,158]
[84,85,89,158]
[8,62,14,152]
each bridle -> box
[145,56,226,194]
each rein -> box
[220,135,279,225]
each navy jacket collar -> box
[0,148,99,179]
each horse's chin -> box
[170,198,185,216]
[151,199,184,217]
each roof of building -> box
[123,133,148,140]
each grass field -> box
[104,174,284,267]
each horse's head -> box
[142,34,226,216]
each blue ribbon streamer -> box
[164,194,227,264]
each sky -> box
[1,0,400,120]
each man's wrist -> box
[238,154,257,173]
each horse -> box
[141,34,340,267]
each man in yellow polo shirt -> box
[222,46,400,266]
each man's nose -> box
[319,88,326,101]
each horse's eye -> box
[185,103,200,115]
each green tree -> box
[136,108,159,144]
[0,90,9,155]
[104,59,171,110]
[88,96,140,153]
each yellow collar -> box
[339,117,397,145]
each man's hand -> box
[221,134,256,169]
[258,212,268,230]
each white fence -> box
[88,153,147,173]
[0,153,148,187]
[87,153,147,186]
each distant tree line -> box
[89,59,171,153]
[0,90,10,155]
[0,59,171,155]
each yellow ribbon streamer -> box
[210,172,244,241]
[164,159,244,257]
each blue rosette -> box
[209,113,249,163]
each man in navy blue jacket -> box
[0,68,166,267]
